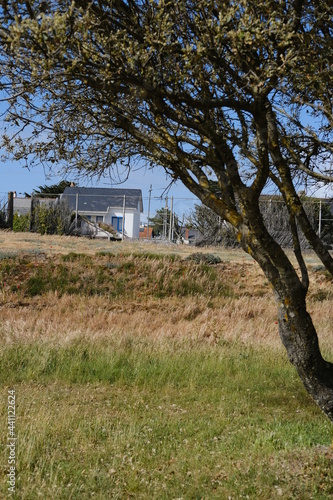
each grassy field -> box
[0,231,332,499]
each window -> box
[96,216,104,223]
[112,216,123,232]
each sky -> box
[0,156,199,222]
[1,105,332,224]
[0,88,199,221]
[1,149,332,225]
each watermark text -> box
[7,389,16,494]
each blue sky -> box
[0,155,199,221]
[0,89,198,221]
[1,148,332,224]
[0,89,197,220]
[1,103,331,222]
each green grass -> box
[0,252,233,300]
[0,243,332,498]
[1,340,332,499]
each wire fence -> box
[259,198,333,248]
[197,199,333,248]
[0,191,332,247]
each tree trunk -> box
[276,292,333,422]
[237,210,333,422]
[247,236,333,422]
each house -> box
[139,225,154,239]
[179,227,201,245]
[61,187,143,239]
[13,197,32,216]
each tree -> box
[150,207,181,240]
[33,180,73,196]
[190,197,327,249]
[188,203,238,247]
[30,200,74,235]
[1,1,333,421]
[259,196,316,249]
[23,180,73,198]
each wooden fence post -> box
[7,192,14,230]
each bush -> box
[13,213,30,232]
[31,200,73,235]
[185,253,222,265]
[0,209,7,228]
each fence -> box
[184,198,333,248]
[140,195,333,247]
[1,191,332,248]
[259,198,333,249]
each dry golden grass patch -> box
[0,230,331,353]
[0,294,280,347]
[0,230,254,260]
[0,235,331,351]
[2,291,331,351]
[1,229,327,261]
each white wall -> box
[132,210,141,238]
[104,208,140,238]
[77,207,141,238]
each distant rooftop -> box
[62,187,143,212]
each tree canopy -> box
[187,203,235,247]
[150,207,181,240]
[1,0,333,421]
[23,179,73,197]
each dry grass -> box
[1,291,331,352]
[1,230,240,258]
[0,294,277,346]
[0,229,326,263]
[1,232,332,499]
[0,230,332,352]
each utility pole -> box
[168,196,173,241]
[122,195,126,240]
[147,185,152,239]
[163,196,168,239]
[171,209,175,242]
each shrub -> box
[31,200,73,235]
[13,213,30,232]
[185,253,222,265]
